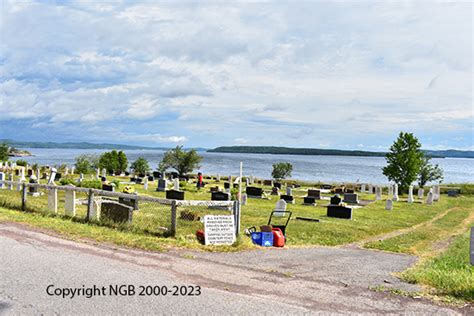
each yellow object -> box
[123,185,135,194]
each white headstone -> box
[88,200,101,221]
[144,178,149,190]
[241,193,247,205]
[360,184,366,193]
[286,187,292,196]
[393,184,399,201]
[48,168,57,185]
[385,199,393,210]
[433,185,440,202]
[375,186,382,200]
[407,185,414,203]
[101,168,106,178]
[71,166,75,174]
[65,190,76,216]
[48,188,58,213]
[79,173,84,182]
[418,188,424,199]
[19,167,26,182]
[204,215,236,245]
[368,184,373,194]
[216,174,220,182]
[95,168,100,180]
[246,178,250,186]
[274,199,287,217]
[36,168,40,181]
[173,178,179,190]
[426,191,434,205]
[0,172,5,189]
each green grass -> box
[401,231,474,302]
[364,208,472,254]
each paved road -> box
[0,222,470,315]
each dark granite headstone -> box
[345,189,355,194]
[156,179,167,192]
[233,183,239,189]
[125,171,130,176]
[210,186,220,192]
[447,190,459,197]
[170,172,179,179]
[135,177,143,184]
[330,194,342,205]
[334,188,344,194]
[27,169,33,177]
[343,193,359,204]
[211,191,231,201]
[327,205,352,219]
[263,180,273,186]
[101,201,133,223]
[54,173,62,181]
[280,194,294,203]
[102,184,114,192]
[153,171,162,178]
[139,173,146,178]
[321,184,332,190]
[166,190,185,200]
[101,176,107,182]
[224,182,230,189]
[274,182,282,189]
[148,176,154,182]
[303,196,316,205]
[307,189,321,199]
[246,186,263,197]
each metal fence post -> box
[21,183,27,211]
[87,188,94,221]
[170,200,177,237]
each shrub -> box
[78,180,102,189]
[15,160,28,166]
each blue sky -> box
[0,1,472,150]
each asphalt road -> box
[0,222,470,315]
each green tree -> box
[131,157,150,175]
[418,155,443,187]
[75,154,99,174]
[382,132,424,193]
[271,162,293,180]
[15,159,28,166]
[158,146,202,176]
[117,151,128,174]
[0,143,9,161]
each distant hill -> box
[0,140,207,151]
[208,146,474,159]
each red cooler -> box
[272,228,285,247]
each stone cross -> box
[274,199,287,217]
[385,199,393,210]
[418,188,424,199]
[407,185,414,203]
[392,184,399,201]
[426,191,434,205]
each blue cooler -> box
[251,232,274,246]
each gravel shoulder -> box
[0,222,471,315]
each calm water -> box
[10,148,474,184]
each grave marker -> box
[48,188,58,213]
[274,199,287,216]
[65,190,76,216]
[385,199,393,210]
[418,188,424,198]
[407,185,414,203]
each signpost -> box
[204,215,235,246]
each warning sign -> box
[204,215,235,245]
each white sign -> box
[204,215,235,246]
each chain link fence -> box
[0,181,238,238]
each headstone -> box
[303,196,316,206]
[48,168,57,185]
[335,187,344,194]
[345,188,355,194]
[447,190,459,197]
[166,190,185,200]
[65,190,76,216]
[210,186,220,193]
[70,166,75,174]
[102,184,115,192]
[101,176,107,182]
[271,187,280,196]
[153,171,161,178]
[19,167,26,182]
[118,196,138,210]
[156,178,168,192]
[27,169,33,177]
[36,168,40,181]
[368,184,373,194]
[101,168,107,178]
[385,199,393,211]
[327,205,352,219]
[47,188,58,213]
[274,199,287,216]
[263,180,273,187]
[204,215,235,245]
[216,174,220,182]
[393,184,399,201]
[375,186,382,200]
[286,187,292,196]
[246,186,263,198]
[64,167,69,175]
[211,191,231,201]
[224,182,230,189]
[343,193,359,204]
[280,194,294,204]
[144,178,149,190]
[241,193,247,205]
[418,188,424,198]
[407,185,414,203]
[330,194,342,205]
[426,191,434,205]
[273,182,282,189]
[173,178,180,191]
[147,176,154,182]
[245,178,250,186]
[79,173,84,182]
[95,168,100,180]
[101,201,133,223]
[360,184,366,193]
[0,172,4,189]
[307,189,321,199]
[433,185,440,202]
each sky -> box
[0,0,472,150]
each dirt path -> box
[347,207,459,249]
[1,221,471,315]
